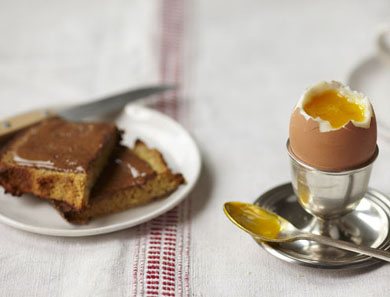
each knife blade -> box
[0,85,174,142]
[58,85,174,121]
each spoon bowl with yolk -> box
[223,202,293,242]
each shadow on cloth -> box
[184,151,214,222]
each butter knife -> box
[0,85,174,142]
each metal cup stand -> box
[254,140,390,269]
[287,140,379,240]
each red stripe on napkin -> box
[132,199,191,297]
[132,0,191,296]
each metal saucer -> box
[254,183,390,270]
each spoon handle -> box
[300,233,390,262]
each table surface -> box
[1,0,390,296]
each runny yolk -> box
[227,202,280,239]
[303,89,366,129]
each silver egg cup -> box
[287,139,379,239]
[254,140,389,269]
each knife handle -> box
[0,109,56,144]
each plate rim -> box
[0,105,201,237]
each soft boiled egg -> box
[289,81,377,171]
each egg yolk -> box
[227,202,280,239]
[303,89,366,129]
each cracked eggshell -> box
[296,81,373,132]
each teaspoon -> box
[223,201,390,262]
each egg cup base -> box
[254,183,390,269]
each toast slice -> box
[53,140,185,224]
[0,118,120,210]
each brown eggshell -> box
[289,108,377,171]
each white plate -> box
[0,105,201,237]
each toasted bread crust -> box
[0,119,121,210]
[53,140,185,223]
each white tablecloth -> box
[1,0,390,296]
